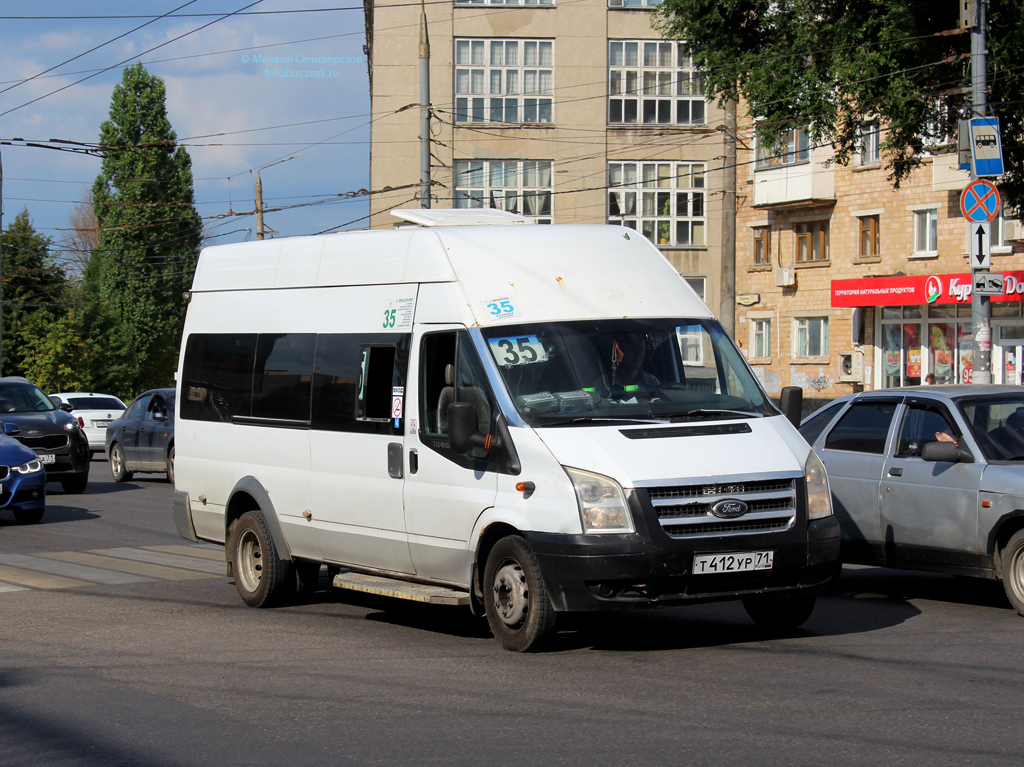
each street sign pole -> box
[970,1,992,384]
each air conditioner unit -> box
[838,350,864,383]
[775,268,796,287]
[1004,219,1024,241]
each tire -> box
[742,593,817,630]
[295,560,321,598]
[109,444,132,482]
[165,445,175,485]
[1001,529,1024,616]
[60,475,89,494]
[12,509,43,524]
[483,535,556,652]
[230,511,295,608]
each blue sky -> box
[0,0,371,255]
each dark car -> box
[105,388,176,483]
[0,377,90,494]
[0,432,46,523]
[799,384,1024,616]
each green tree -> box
[17,309,91,393]
[88,62,202,398]
[0,209,69,378]
[656,0,1024,213]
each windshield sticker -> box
[383,297,414,330]
[489,335,548,367]
[481,297,521,321]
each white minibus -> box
[173,209,839,651]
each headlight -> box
[564,467,634,534]
[64,421,79,431]
[804,449,833,519]
[12,459,42,474]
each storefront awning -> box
[832,271,1024,307]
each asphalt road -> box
[1,459,1022,767]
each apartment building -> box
[732,121,1024,400]
[363,0,727,307]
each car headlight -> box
[564,466,635,534]
[64,421,79,431]
[12,459,42,474]
[804,449,833,519]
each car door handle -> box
[888,467,903,477]
[409,449,418,475]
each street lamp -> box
[254,154,303,240]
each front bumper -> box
[525,486,841,612]
[0,470,46,512]
[31,432,91,478]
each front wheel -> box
[1001,529,1024,616]
[742,593,817,630]
[165,445,175,485]
[60,475,88,494]
[109,444,132,482]
[483,535,556,652]
[230,511,295,608]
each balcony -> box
[754,149,835,208]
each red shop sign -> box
[832,271,1024,307]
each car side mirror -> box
[922,441,973,463]
[780,386,803,428]
[152,411,167,422]
[448,401,500,456]
[3,422,19,436]
[58,403,73,413]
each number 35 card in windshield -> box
[488,335,548,367]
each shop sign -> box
[832,271,1024,307]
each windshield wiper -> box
[541,416,669,427]
[675,408,762,421]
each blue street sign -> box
[960,179,1001,223]
[970,117,1004,177]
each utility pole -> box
[970,0,991,384]
[254,154,303,240]
[719,99,737,336]
[0,148,4,377]
[419,0,431,209]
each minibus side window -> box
[251,333,316,423]
[357,345,397,422]
[180,333,257,422]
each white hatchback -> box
[48,392,127,454]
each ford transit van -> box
[173,209,839,651]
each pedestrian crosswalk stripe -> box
[0,564,90,590]
[0,582,29,593]
[36,551,217,582]
[89,547,225,575]
[143,545,225,562]
[0,553,154,586]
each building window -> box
[795,317,829,357]
[608,0,662,7]
[608,161,705,246]
[752,318,772,359]
[756,127,809,168]
[455,39,553,125]
[913,209,938,255]
[752,226,770,265]
[608,41,704,126]
[454,160,553,222]
[457,0,553,4]
[795,221,829,263]
[859,122,880,164]
[683,276,705,300]
[858,215,879,258]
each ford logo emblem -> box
[711,499,748,519]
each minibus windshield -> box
[481,319,774,426]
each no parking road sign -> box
[960,179,1001,223]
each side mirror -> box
[3,422,20,436]
[58,403,74,413]
[152,411,167,422]
[780,386,803,428]
[448,401,500,455]
[921,440,972,463]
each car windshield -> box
[481,318,773,426]
[0,382,57,413]
[959,395,1024,461]
[66,396,125,410]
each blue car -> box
[0,428,46,524]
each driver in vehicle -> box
[607,332,660,396]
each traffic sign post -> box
[969,221,991,270]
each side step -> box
[332,570,471,606]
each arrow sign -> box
[970,221,991,270]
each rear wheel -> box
[230,511,295,608]
[483,535,556,652]
[742,594,817,630]
[12,509,43,524]
[1001,529,1024,616]
[60,475,88,494]
[109,444,132,482]
[165,445,175,485]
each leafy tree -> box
[0,209,69,377]
[88,62,202,397]
[18,309,91,393]
[656,0,1024,213]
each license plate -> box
[693,551,773,575]
[38,454,56,464]
[92,420,110,428]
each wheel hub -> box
[492,561,529,627]
[236,529,264,593]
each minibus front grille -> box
[645,477,798,539]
